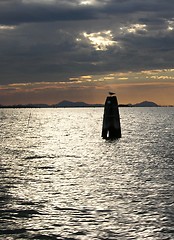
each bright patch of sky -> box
[78,30,118,50]
[120,24,147,34]
[79,0,97,5]
[68,68,174,85]
[0,25,16,30]
[167,20,174,31]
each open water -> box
[0,107,174,240]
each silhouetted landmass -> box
[52,100,103,108]
[0,100,173,108]
[0,101,103,108]
[0,104,50,108]
[133,101,159,107]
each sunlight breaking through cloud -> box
[167,20,174,31]
[79,0,97,5]
[81,30,118,50]
[0,25,16,30]
[120,24,147,34]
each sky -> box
[0,0,174,105]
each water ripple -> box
[0,107,173,239]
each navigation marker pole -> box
[102,93,121,139]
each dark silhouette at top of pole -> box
[102,93,121,139]
[108,92,115,96]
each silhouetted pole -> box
[102,95,121,139]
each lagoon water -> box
[0,107,174,240]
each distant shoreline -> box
[0,100,173,108]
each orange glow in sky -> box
[0,69,174,106]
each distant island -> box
[0,100,173,108]
[128,101,159,107]
[52,100,103,108]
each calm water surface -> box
[0,107,174,240]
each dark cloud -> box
[0,1,98,25]
[0,0,174,87]
[0,0,174,25]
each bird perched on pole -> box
[109,91,115,96]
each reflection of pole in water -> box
[102,94,121,139]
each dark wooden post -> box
[102,95,121,139]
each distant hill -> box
[133,101,159,107]
[53,100,103,107]
[53,100,90,107]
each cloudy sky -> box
[0,0,174,105]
